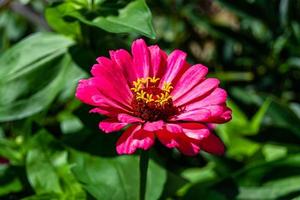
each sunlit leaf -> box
[66,0,156,39]
[0,33,75,121]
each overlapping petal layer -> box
[76,38,232,156]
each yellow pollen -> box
[145,93,154,103]
[131,77,173,105]
[136,90,146,100]
[162,82,173,93]
[155,92,172,105]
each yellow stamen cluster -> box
[131,77,173,105]
[162,82,173,93]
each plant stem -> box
[139,150,149,200]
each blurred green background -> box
[0,0,300,199]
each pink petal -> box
[184,88,228,111]
[171,108,211,122]
[75,78,128,113]
[200,133,225,155]
[92,57,130,93]
[131,39,150,79]
[99,119,128,133]
[156,129,179,148]
[171,64,208,100]
[156,126,201,156]
[116,125,155,154]
[202,105,232,123]
[159,50,187,86]
[92,57,113,76]
[172,105,232,124]
[91,57,133,107]
[176,137,201,156]
[166,123,182,133]
[95,77,131,109]
[118,113,144,123]
[143,120,164,131]
[109,49,136,85]
[180,123,225,155]
[174,78,220,107]
[76,79,105,107]
[180,123,210,140]
[89,107,120,117]
[148,45,167,78]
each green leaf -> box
[262,144,287,162]
[237,176,300,200]
[267,99,300,138]
[0,55,74,122]
[67,0,156,39]
[45,3,82,39]
[279,0,290,27]
[160,171,188,199]
[0,165,23,196]
[181,163,217,184]
[70,151,166,200]
[0,32,73,79]
[248,98,271,135]
[26,130,86,199]
[216,100,268,159]
[0,138,23,164]
[0,33,75,122]
[59,113,84,135]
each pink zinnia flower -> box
[76,39,232,156]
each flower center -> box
[131,77,179,121]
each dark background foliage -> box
[0,0,300,199]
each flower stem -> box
[139,150,149,200]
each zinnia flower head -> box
[76,39,232,156]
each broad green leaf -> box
[0,32,75,121]
[67,0,156,39]
[0,55,74,121]
[70,151,166,200]
[26,130,85,199]
[0,32,73,79]
[45,4,82,39]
